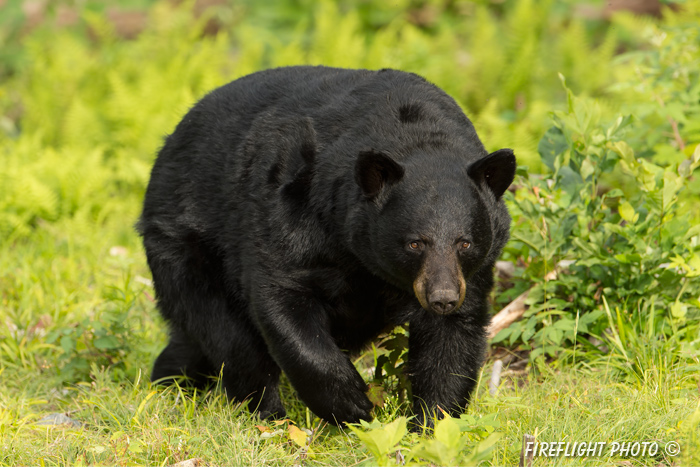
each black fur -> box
[138,66,516,426]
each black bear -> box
[138,66,516,426]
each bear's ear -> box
[355,150,405,199]
[467,148,516,199]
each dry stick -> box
[669,117,686,151]
[489,360,503,396]
[519,434,536,467]
[488,270,558,339]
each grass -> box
[3,323,699,466]
[1,216,699,465]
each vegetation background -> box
[1,0,699,465]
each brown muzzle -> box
[413,260,466,315]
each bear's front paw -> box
[325,377,373,425]
[299,364,373,425]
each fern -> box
[0,0,656,242]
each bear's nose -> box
[428,290,459,314]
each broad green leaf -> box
[465,432,504,463]
[348,417,407,466]
[687,254,700,277]
[557,166,584,193]
[538,126,568,171]
[409,418,466,466]
[608,141,635,164]
[127,440,144,454]
[434,416,462,449]
[692,143,700,168]
[491,327,511,344]
[618,202,638,223]
[60,336,74,353]
[580,157,595,180]
[606,114,634,138]
[671,302,687,321]
[93,336,120,350]
[662,170,682,212]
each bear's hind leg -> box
[152,301,286,419]
[143,230,285,419]
[152,327,216,390]
[216,314,287,420]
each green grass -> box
[2,212,698,465]
[1,216,698,466]
[3,305,700,466]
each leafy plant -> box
[371,327,411,405]
[492,4,700,361]
[348,413,502,466]
[43,274,143,382]
[408,414,501,466]
[610,2,700,217]
[348,417,408,466]
[497,74,700,359]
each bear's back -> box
[141,67,484,251]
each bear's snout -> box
[413,257,467,315]
[427,289,459,314]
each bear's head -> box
[352,148,516,315]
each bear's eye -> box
[408,241,422,251]
[460,241,471,250]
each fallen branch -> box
[488,270,557,339]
